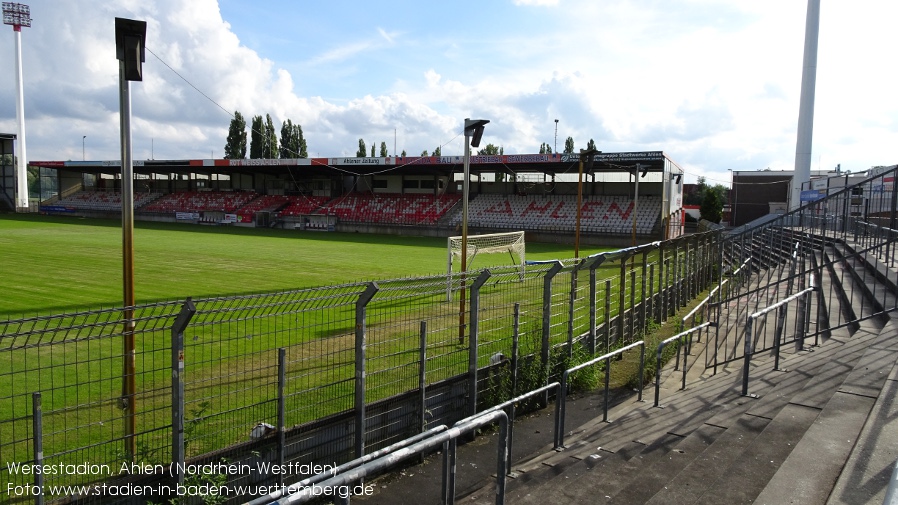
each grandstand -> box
[29,151,686,245]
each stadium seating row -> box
[446,194,661,234]
[141,191,258,213]
[54,190,162,211]
[309,193,461,225]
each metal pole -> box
[355,283,379,459]
[542,262,563,406]
[589,265,597,355]
[277,348,287,487]
[419,321,427,434]
[170,299,194,489]
[604,279,612,355]
[119,60,137,460]
[511,304,520,398]
[459,131,472,345]
[742,317,754,396]
[32,392,44,505]
[469,271,491,416]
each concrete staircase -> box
[459,235,898,505]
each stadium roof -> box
[30,151,683,178]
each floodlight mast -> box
[3,2,31,210]
[115,16,146,461]
[458,118,489,344]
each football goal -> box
[447,231,526,275]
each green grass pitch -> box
[0,214,615,317]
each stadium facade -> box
[27,150,685,246]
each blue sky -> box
[1,0,897,186]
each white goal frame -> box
[447,231,526,275]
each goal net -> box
[447,231,526,274]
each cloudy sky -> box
[0,0,895,185]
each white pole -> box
[14,26,28,210]
[790,0,821,210]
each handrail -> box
[244,425,449,505]
[272,410,509,505]
[463,382,562,469]
[741,275,816,396]
[654,322,711,407]
[556,340,645,448]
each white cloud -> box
[0,0,895,186]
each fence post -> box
[511,304,520,398]
[589,265,597,355]
[171,298,196,488]
[542,262,564,406]
[673,241,681,310]
[567,259,585,358]
[658,258,670,323]
[355,282,379,459]
[604,279,612,355]
[419,321,427,435]
[32,392,44,505]
[469,270,492,417]
[618,254,628,346]
[641,250,648,334]
[629,268,637,342]
[742,317,754,397]
[648,263,656,325]
[277,348,286,487]
[586,254,608,356]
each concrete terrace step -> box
[459,302,888,505]
[827,317,898,505]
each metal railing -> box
[653,322,711,407]
[272,409,509,505]
[555,340,646,449]
[741,276,816,397]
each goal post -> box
[447,230,526,276]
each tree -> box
[477,143,501,155]
[433,146,441,156]
[263,114,278,158]
[420,149,429,156]
[356,139,367,157]
[586,138,597,151]
[379,142,388,157]
[279,119,297,159]
[296,124,308,158]
[224,111,247,159]
[563,136,575,154]
[700,184,726,224]
[370,144,375,157]
[401,149,407,157]
[539,142,552,154]
[249,115,264,159]
[684,176,707,206]
[278,120,308,159]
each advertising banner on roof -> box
[329,157,395,166]
[561,151,664,163]
[226,159,313,167]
